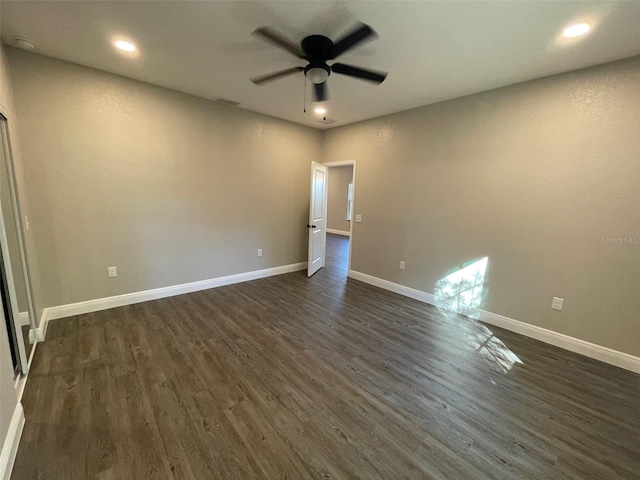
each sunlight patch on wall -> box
[434,257,488,319]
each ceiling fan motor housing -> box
[301,35,334,60]
[302,35,333,84]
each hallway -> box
[324,233,349,277]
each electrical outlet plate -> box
[257,249,262,257]
[551,297,564,311]
[355,214,362,223]
[108,266,117,278]
[399,261,405,270]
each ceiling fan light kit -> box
[305,65,330,84]
[251,22,388,106]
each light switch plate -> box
[355,214,362,223]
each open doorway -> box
[306,160,356,278]
[324,162,354,277]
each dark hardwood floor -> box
[12,234,640,479]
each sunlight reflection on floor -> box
[466,320,524,373]
[434,257,523,373]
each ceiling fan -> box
[250,22,387,103]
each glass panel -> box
[0,117,34,369]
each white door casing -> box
[307,162,327,277]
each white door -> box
[307,162,327,277]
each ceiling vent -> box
[214,97,240,107]
[317,117,336,125]
[12,37,36,50]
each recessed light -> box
[562,23,591,38]
[314,107,327,115]
[114,40,136,52]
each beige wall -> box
[326,166,353,233]
[0,40,19,466]
[7,48,322,308]
[324,56,640,358]
[4,47,640,362]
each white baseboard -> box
[477,309,640,374]
[0,403,24,480]
[35,325,45,343]
[326,228,350,237]
[348,270,435,305]
[348,270,640,374]
[39,262,307,338]
[37,309,47,341]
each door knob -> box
[306,224,317,229]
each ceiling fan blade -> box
[251,67,303,85]
[330,22,376,59]
[252,27,305,58]
[331,63,387,84]
[313,82,328,102]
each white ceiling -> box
[2,1,640,129]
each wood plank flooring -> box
[12,234,640,479]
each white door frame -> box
[323,160,356,274]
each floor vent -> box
[214,97,240,107]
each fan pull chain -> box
[303,76,307,113]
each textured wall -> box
[326,166,353,233]
[7,49,322,308]
[324,56,640,357]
